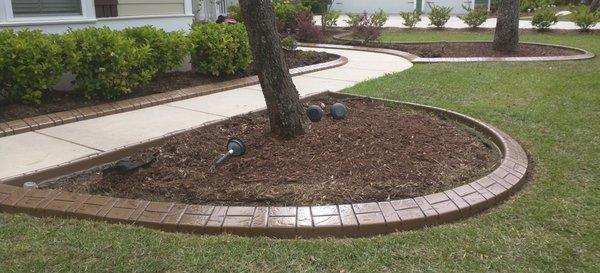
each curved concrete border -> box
[0,91,529,238]
[331,32,595,63]
[0,54,348,138]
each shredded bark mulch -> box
[321,28,583,58]
[48,95,501,206]
[0,50,337,123]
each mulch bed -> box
[322,28,583,58]
[47,95,501,206]
[0,50,337,123]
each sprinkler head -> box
[330,103,348,120]
[306,104,324,122]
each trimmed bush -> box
[281,35,298,51]
[570,5,600,31]
[323,9,341,28]
[122,26,191,74]
[227,4,243,23]
[294,10,324,42]
[459,5,488,28]
[64,27,155,100]
[532,7,558,30]
[428,4,452,28]
[346,10,388,43]
[274,0,309,32]
[0,29,65,104]
[189,23,252,76]
[399,10,422,28]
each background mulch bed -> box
[321,29,582,58]
[47,95,501,206]
[0,50,337,123]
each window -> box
[11,0,82,17]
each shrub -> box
[122,26,191,74]
[274,0,309,32]
[281,35,298,51]
[532,7,558,30]
[521,0,555,12]
[294,10,324,42]
[570,5,600,31]
[0,29,65,104]
[189,23,252,76]
[346,10,388,43]
[323,9,341,28]
[399,10,422,28]
[428,4,452,28]
[64,27,155,100]
[459,5,488,28]
[227,4,243,23]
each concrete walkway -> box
[0,47,413,181]
[315,15,600,30]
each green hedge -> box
[189,23,252,76]
[0,29,65,104]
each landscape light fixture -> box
[211,138,247,171]
[306,104,324,122]
[330,102,348,119]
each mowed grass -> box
[1,31,599,272]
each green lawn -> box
[1,31,599,272]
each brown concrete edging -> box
[0,92,529,238]
[0,55,348,138]
[330,32,595,63]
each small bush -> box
[281,35,298,51]
[122,26,191,74]
[323,9,341,28]
[274,0,309,32]
[227,4,243,23]
[346,10,388,43]
[399,10,422,28]
[189,23,252,76]
[0,29,65,104]
[521,0,555,12]
[570,5,600,31]
[64,27,155,100]
[428,4,452,28]
[294,10,323,42]
[459,5,488,28]
[532,7,558,30]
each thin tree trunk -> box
[321,2,327,31]
[239,0,306,139]
[493,0,520,52]
[591,0,599,12]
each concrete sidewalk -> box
[315,15,599,30]
[0,47,413,181]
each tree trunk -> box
[239,0,306,139]
[591,0,599,12]
[321,2,327,31]
[493,0,520,52]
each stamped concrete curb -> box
[0,55,348,138]
[0,92,529,238]
[331,32,595,63]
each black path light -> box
[306,104,324,122]
[330,102,348,119]
[211,137,247,170]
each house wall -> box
[330,0,477,14]
[118,0,185,16]
[0,0,194,33]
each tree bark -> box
[591,0,599,12]
[493,0,520,52]
[239,0,306,139]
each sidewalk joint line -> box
[162,104,231,118]
[33,131,104,152]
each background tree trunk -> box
[591,0,599,12]
[493,0,520,52]
[239,0,306,139]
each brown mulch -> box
[321,28,584,58]
[48,95,501,206]
[0,50,337,123]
